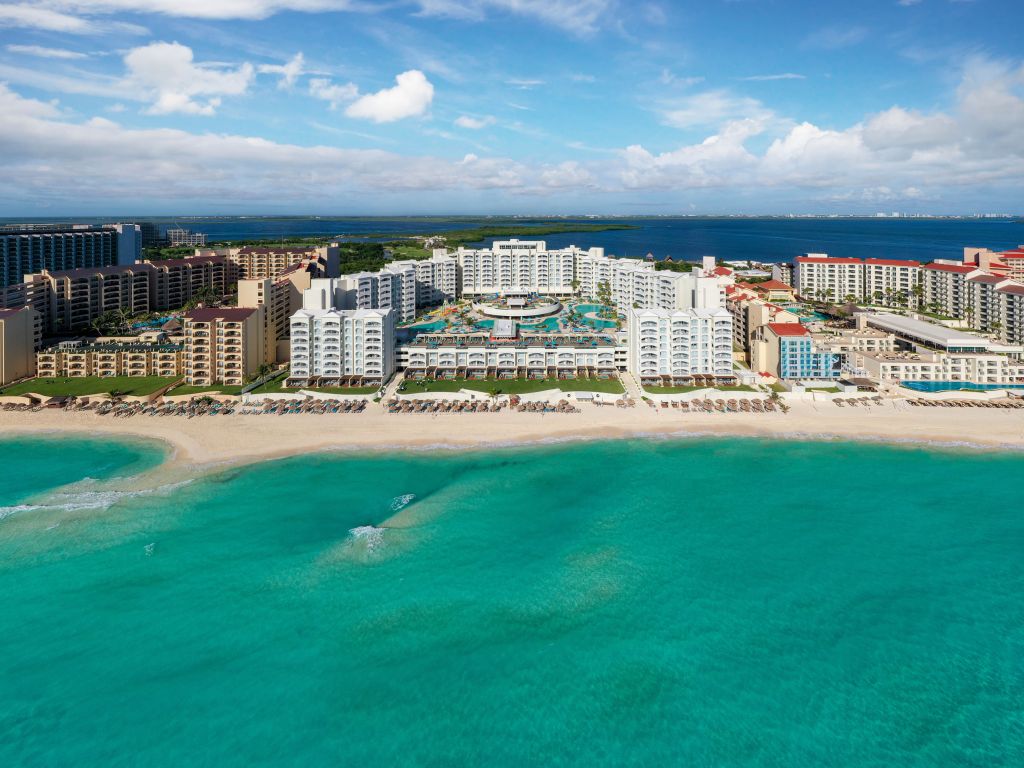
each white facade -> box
[405,254,459,306]
[627,308,734,384]
[793,254,865,301]
[289,307,395,385]
[398,335,620,377]
[455,239,584,297]
[860,350,1024,386]
[863,259,921,306]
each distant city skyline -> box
[0,0,1022,215]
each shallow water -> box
[2,437,1022,766]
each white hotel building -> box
[450,239,584,297]
[287,279,395,387]
[627,308,735,387]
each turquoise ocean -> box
[2,436,1022,766]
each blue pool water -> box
[901,380,1024,392]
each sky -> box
[0,0,1022,216]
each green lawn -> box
[165,384,243,396]
[399,377,625,395]
[389,244,432,260]
[806,386,841,393]
[0,376,177,397]
[643,384,757,394]
[249,374,378,396]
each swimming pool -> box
[572,304,617,329]
[901,381,1024,392]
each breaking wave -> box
[0,479,193,522]
[390,493,415,512]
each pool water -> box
[901,381,1024,392]
[572,304,618,329]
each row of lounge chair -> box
[833,396,885,407]
[241,399,367,415]
[386,398,505,414]
[906,398,1024,409]
[657,398,777,413]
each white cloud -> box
[309,77,359,109]
[662,90,775,129]
[344,69,434,122]
[0,3,146,34]
[740,73,806,82]
[5,44,89,60]
[455,114,496,129]
[24,1,361,21]
[258,52,305,89]
[414,0,614,35]
[505,78,545,89]
[802,25,868,50]
[123,42,254,115]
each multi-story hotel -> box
[792,254,866,302]
[36,338,183,380]
[399,254,459,306]
[0,224,141,291]
[237,254,332,363]
[0,306,41,385]
[752,323,841,381]
[627,308,735,387]
[921,262,980,319]
[166,227,208,247]
[26,264,154,333]
[398,333,620,380]
[963,246,1024,281]
[204,244,340,281]
[288,281,395,387]
[182,307,266,387]
[145,254,234,309]
[863,258,921,305]
[725,285,800,363]
[453,239,583,297]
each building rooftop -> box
[865,258,921,267]
[45,264,154,279]
[923,263,977,274]
[863,312,996,351]
[185,307,257,322]
[768,323,809,337]
[794,256,862,265]
[406,333,617,349]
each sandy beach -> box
[3,397,1023,470]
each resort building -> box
[398,333,619,380]
[0,224,141,291]
[397,254,459,306]
[963,246,1024,281]
[144,254,234,308]
[858,349,1024,387]
[0,306,41,385]
[454,239,582,297]
[203,244,340,281]
[995,283,1024,346]
[288,307,395,388]
[36,338,183,380]
[166,227,207,247]
[725,288,800,363]
[25,264,154,334]
[860,312,1013,353]
[752,323,841,381]
[793,254,865,303]
[627,308,736,387]
[921,262,981,319]
[771,262,794,286]
[863,259,921,306]
[182,307,266,387]
[237,254,331,363]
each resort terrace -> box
[406,333,618,349]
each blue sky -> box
[0,0,1021,215]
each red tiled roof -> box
[758,279,793,290]
[794,256,863,265]
[768,323,809,337]
[865,258,921,267]
[923,263,977,274]
[996,284,1024,296]
[967,274,1005,284]
[710,266,733,276]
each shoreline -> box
[3,399,1024,474]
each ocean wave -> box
[348,525,385,552]
[390,493,415,512]
[0,479,194,522]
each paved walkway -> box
[621,370,644,400]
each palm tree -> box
[911,283,924,309]
[873,290,884,306]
